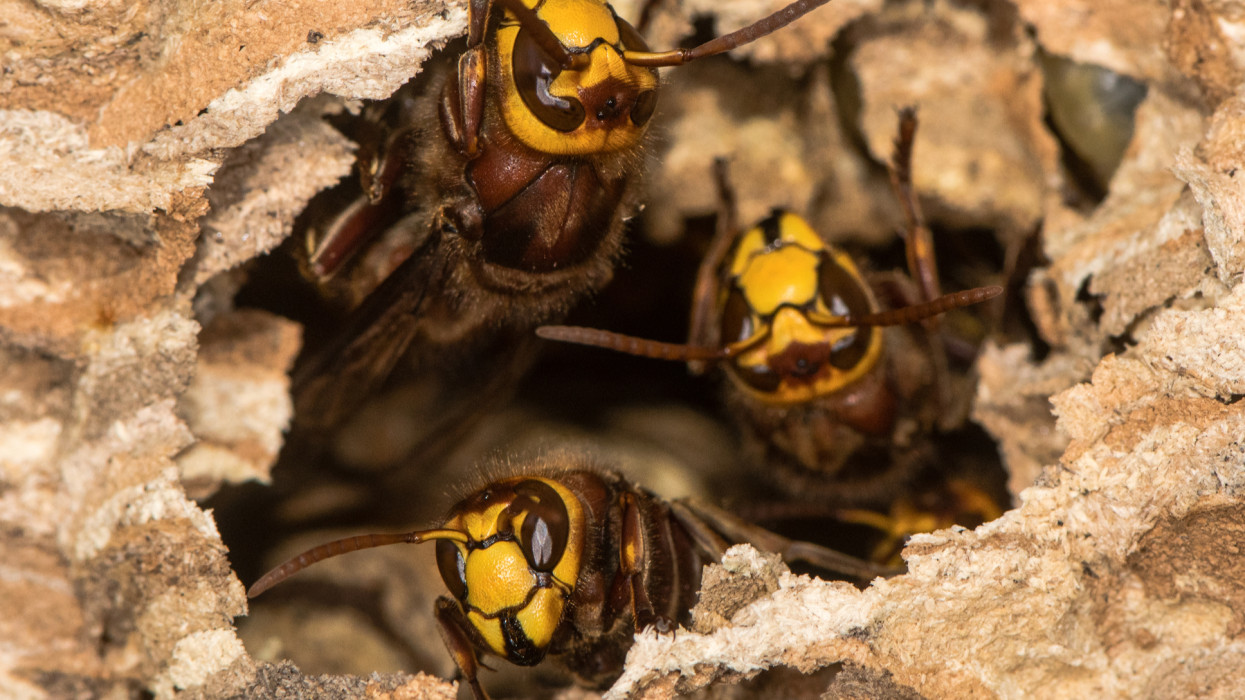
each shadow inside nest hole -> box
[212,200,1023,697]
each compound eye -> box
[513,480,570,572]
[615,17,658,126]
[616,15,650,53]
[817,254,873,370]
[435,540,468,601]
[720,287,756,345]
[513,27,586,132]
[734,362,782,393]
[828,327,870,370]
[631,89,657,126]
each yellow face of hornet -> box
[496,0,660,155]
[718,211,885,406]
[434,477,585,665]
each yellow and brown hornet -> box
[539,109,1003,502]
[248,455,895,697]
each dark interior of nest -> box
[211,185,1019,674]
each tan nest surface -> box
[1,0,1243,698]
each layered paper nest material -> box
[2,0,1243,698]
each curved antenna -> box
[805,285,1003,329]
[537,325,770,363]
[494,0,832,72]
[537,326,726,362]
[623,0,831,67]
[248,528,469,598]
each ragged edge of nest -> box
[0,2,466,698]
[2,0,1245,698]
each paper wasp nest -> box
[1,0,1242,698]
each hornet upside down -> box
[247,454,897,698]
[539,108,1004,503]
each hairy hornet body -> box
[540,109,1003,503]
[289,0,836,443]
[248,454,895,697]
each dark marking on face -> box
[758,210,786,245]
[501,612,546,665]
[768,341,833,385]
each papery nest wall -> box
[1,0,1243,699]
